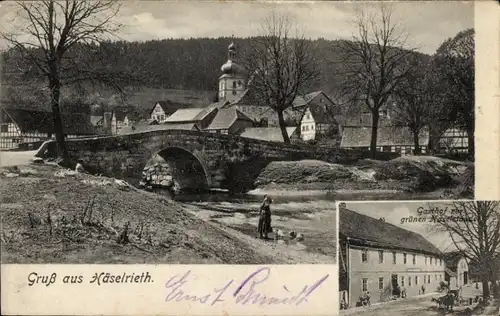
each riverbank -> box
[254,157,473,199]
[0,163,336,264]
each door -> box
[391,274,399,296]
[464,272,468,285]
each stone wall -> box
[38,129,399,192]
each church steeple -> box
[218,39,247,102]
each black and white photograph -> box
[0,1,473,265]
[338,200,500,315]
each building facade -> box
[0,108,95,150]
[443,252,470,289]
[205,108,254,135]
[339,207,445,308]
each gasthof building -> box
[339,207,447,307]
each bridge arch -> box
[143,146,211,192]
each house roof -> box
[240,127,297,143]
[339,208,442,256]
[301,104,339,124]
[119,122,198,134]
[205,108,253,130]
[293,91,335,108]
[443,251,465,270]
[149,100,194,117]
[111,106,128,121]
[341,126,429,147]
[90,115,103,126]
[0,108,95,135]
[164,107,217,123]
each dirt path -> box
[0,151,37,167]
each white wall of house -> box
[438,128,469,153]
[0,122,48,150]
[348,245,446,305]
[123,116,130,126]
[455,258,470,288]
[151,103,167,122]
[300,108,316,141]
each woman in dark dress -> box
[258,195,273,239]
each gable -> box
[152,103,165,115]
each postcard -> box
[0,0,498,315]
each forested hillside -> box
[0,36,428,112]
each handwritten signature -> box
[165,267,329,306]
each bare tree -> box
[430,201,500,299]
[392,58,432,155]
[241,12,318,144]
[338,4,417,158]
[433,29,475,158]
[1,1,140,163]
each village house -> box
[149,100,194,123]
[339,206,446,307]
[298,101,340,145]
[240,127,299,143]
[163,107,218,130]
[338,114,429,155]
[443,251,470,289]
[204,108,254,135]
[0,107,96,150]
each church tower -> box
[219,42,246,102]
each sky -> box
[0,1,474,55]
[343,201,466,253]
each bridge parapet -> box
[37,129,398,192]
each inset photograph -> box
[338,201,500,315]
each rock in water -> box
[296,233,304,241]
[32,157,44,164]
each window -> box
[378,277,384,290]
[232,89,237,95]
[233,81,237,89]
[440,259,442,266]
[415,276,418,285]
[362,249,368,263]
[0,124,8,133]
[403,253,407,264]
[425,256,427,265]
[311,125,314,130]
[430,257,433,265]
[362,278,368,292]
[408,276,411,286]
[392,252,397,264]
[424,275,426,284]
[401,277,405,287]
[435,275,437,282]
[379,250,384,263]
[413,254,416,265]
[302,126,305,131]
[428,275,431,283]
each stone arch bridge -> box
[40,130,368,193]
